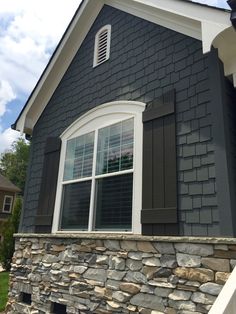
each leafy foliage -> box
[0,198,22,271]
[0,138,30,192]
[0,272,9,311]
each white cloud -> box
[0,0,81,152]
[0,0,80,95]
[0,80,16,117]
[0,128,20,154]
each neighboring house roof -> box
[12,0,236,135]
[0,174,21,193]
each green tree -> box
[0,198,22,271]
[0,138,30,192]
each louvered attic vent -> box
[93,25,111,67]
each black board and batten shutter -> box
[35,137,61,233]
[141,89,178,235]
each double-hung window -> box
[3,195,13,213]
[52,101,145,233]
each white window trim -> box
[2,195,13,213]
[52,101,146,234]
[93,25,111,67]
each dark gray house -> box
[8,1,236,313]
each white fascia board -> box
[16,0,104,133]
[107,0,201,40]
[107,0,231,56]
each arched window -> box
[93,25,111,67]
[52,101,146,233]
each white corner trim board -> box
[14,0,233,135]
[209,266,236,314]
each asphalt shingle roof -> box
[0,174,21,192]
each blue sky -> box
[0,0,230,153]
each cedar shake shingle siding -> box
[20,5,227,235]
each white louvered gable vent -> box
[93,25,111,67]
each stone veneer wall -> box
[7,234,236,314]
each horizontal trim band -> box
[141,207,177,223]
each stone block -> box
[126,259,143,271]
[106,280,120,290]
[83,269,107,282]
[142,266,159,280]
[137,241,156,253]
[124,271,147,284]
[112,291,131,302]
[142,257,161,267]
[120,241,137,252]
[191,292,216,305]
[128,252,143,260]
[176,253,201,268]
[74,266,87,274]
[175,243,213,256]
[109,257,125,270]
[215,272,230,284]
[154,287,173,297]
[169,290,192,301]
[201,258,230,272]
[107,270,126,281]
[130,293,164,311]
[168,299,196,311]
[160,255,177,268]
[119,283,141,295]
[104,240,120,251]
[173,267,214,283]
[199,283,223,296]
[153,243,175,254]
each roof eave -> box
[14,0,232,135]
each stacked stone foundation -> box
[7,234,236,314]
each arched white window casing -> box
[93,25,111,67]
[52,101,146,234]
